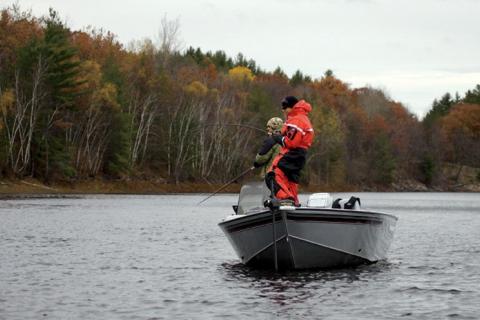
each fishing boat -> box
[218,182,398,270]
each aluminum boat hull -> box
[218,207,398,270]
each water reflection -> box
[220,260,396,306]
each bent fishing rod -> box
[197,166,255,205]
[203,123,266,134]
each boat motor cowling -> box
[307,193,332,207]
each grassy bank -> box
[1,175,478,199]
[0,178,240,197]
[0,177,363,198]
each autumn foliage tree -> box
[440,103,480,168]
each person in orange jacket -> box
[265,96,314,206]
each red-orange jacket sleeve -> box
[283,123,304,149]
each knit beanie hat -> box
[281,96,299,109]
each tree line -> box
[1,6,479,188]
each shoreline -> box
[1,177,478,200]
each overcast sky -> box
[9,0,480,118]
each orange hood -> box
[288,100,312,118]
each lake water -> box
[1,192,479,319]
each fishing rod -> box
[150,123,266,140]
[197,166,255,205]
[203,123,266,134]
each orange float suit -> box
[266,98,314,206]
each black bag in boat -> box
[332,196,361,210]
[332,198,342,209]
[344,196,361,209]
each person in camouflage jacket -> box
[253,117,284,178]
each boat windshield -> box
[237,181,270,215]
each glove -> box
[253,161,262,168]
[272,133,284,146]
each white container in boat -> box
[307,193,332,208]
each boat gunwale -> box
[218,207,398,228]
[218,208,397,234]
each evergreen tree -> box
[419,154,436,186]
[209,50,233,71]
[185,46,205,65]
[43,9,82,106]
[104,113,131,177]
[324,69,334,77]
[246,59,258,75]
[423,92,455,127]
[235,52,247,67]
[463,84,480,105]
[290,69,305,87]
[370,134,396,184]
[273,66,287,78]
[32,8,82,181]
[102,55,126,105]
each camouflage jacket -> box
[255,142,281,178]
